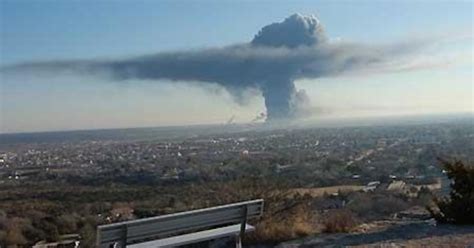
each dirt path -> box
[277,220,474,248]
[285,185,365,198]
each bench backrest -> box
[97,199,264,247]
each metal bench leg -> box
[237,205,247,248]
[235,234,242,248]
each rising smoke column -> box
[251,14,326,119]
[2,14,428,121]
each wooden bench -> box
[97,199,264,248]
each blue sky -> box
[1,0,473,133]
[2,0,472,64]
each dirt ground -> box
[277,219,474,248]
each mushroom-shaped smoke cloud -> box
[1,14,428,121]
[252,14,327,48]
[251,14,326,119]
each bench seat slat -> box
[128,224,255,248]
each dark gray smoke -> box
[1,14,426,121]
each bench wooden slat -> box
[128,224,255,248]
[127,204,262,239]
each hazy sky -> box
[1,0,472,133]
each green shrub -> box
[429,160,474,224]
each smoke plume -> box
[1,14,429,121]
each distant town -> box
[1,118,472,187]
